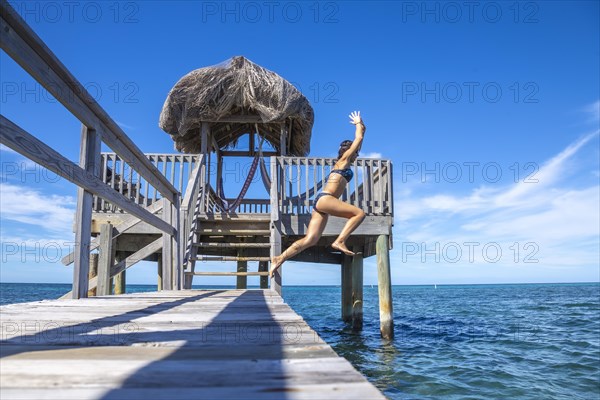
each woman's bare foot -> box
[332,241,357,256]
[269,256,283,278]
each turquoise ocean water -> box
[1,282,599,399]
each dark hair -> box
[337,140,354,160]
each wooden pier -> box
[1,1,395,398]
[0,290,385,399]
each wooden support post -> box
[236,260,248,289]
[87,253,98,297]
[162,198,173,290]
[376,235,394,339]
[157,257,163,291]
[72,124,100,299]
[97,223,114,296]
[114,251,127,295]
[341,254,353,322]
[237,240,247,289]
[351,247,363,331]
[258,261,268,289]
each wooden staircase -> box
[187,214,272,279]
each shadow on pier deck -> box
[0,290,385,399]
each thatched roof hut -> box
[159,56,314,156]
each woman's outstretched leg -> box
[270,211,328,278]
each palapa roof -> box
[159,56,314,156]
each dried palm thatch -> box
[159,56,314,156]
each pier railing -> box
[271,157,394,217]
[0,1,181,297]
[94,153,200,212]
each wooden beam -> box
[221,151,277,157]
[204,115,283,123]
[60,238,162,298]
[62,200,163,265]
[96,223,114,296]
[376,235,394,339]
[0,116,175,236]
[0,5,177,202]
[72,124,100,299]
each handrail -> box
[0,1,177,202]
[181,154,205,267]
[95,153,199,212]
[0,0,181,296]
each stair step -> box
[194,242,271,248]
[196,229,271,236]
[185,271,270,276]
[199,215,271,223]
[194,256,271,262]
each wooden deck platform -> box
[0,290,385,399]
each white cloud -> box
[0,182,76,233]
[392,129,600,281]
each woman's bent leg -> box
[311,196,366,256]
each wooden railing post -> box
[72,124,100,299]
[162,198,173,290]
[270,156,282,295]
[172,194,181,290]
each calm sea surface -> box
[1,282,599,399]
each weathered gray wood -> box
[72,124,100,299]
[376,235,394,339]
[258,261,269,289]
[97,223,114,296]
[270,224,282,295]
[63,201,163,265]
[0,288,385,399]
[351,248,363,331]
[87,253,99,297]
[341,255,353,323]
[237,239,248,289]
[171,194,182,290]
[0,116,175,236]
[162,198,173,291]
[114,252,127,295]
[157,258,163,291]
[187,272,269,276]
[0,7,177,203]
[280,215,392,236]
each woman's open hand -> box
[349,111,362,125]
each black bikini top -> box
[329,168,353,183]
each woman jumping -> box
[270,111,367,278]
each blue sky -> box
[1,1,598,286]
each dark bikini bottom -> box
[313,192,335,214]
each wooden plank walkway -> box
[0,290,385,399]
